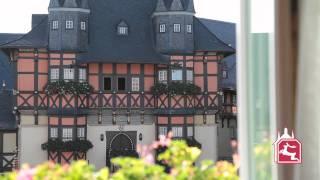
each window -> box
[159,24,166,33]
[171,69,183,81]
[104,77,112,91]
[158,70,168,83]
[52,21,59,30]
[222,70,228,79]
[187,70,193,82]
[132,77,140,92]
[64,68,74,81]
[66,20,74,29]
[79,68,87,82]
[172,127,183,138]
[173,24,181,32]
[187,25,192,33]
[117,77,126,91]
[50,68,59,82]
[80,21,86,31]
[159,127,168,136]
[118,27,128,35]
[187,126,193,137]
[50,128,58,139]
[62,128,73,141]
[232,94,237,104]
[77,127,85,139]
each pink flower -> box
[17,165,36,180]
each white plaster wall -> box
[195,124,217,164]
[20,126,48,166]
[87,124,155,169]
[3,133,16,152]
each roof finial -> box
[170,0,184,11]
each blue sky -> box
[0,0,239,33]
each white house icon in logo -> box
[274,128,302,164]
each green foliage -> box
[254,139,272,180]
[42,139,93,152]
[1,140,238,180]
[151,82,201,96]
[45,81,93,95]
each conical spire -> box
[63,0,78,8]
[80,0,89,9]
[155,0,167,12]
[49,0,61,8]
[170,0,184,11]
[186,0,195,13]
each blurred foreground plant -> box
[0,134,238,180]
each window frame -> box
[118,26,128,35]
[66,20,74,29]
[186,69,194,83]
[171,69,183,81]
[131,77,140,92]
[222,70,228,79]
[50,68,60,82]
[117,77,127,91]
[62,128,73,142]
[77,127,86,139]
[173,24,181,33]
[50,127,58,139]
[79,68,87,82]
[158,126,168,136]
[186,24,192,33]
[52,20,59,30]
[103,76,112,91]
[63,68,75,81]
[80,21,86,31]
[158,69,168,83]
[171,126,183,138]
[159,24,166,33]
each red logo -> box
[274,128,302,164]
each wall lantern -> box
[140,110,145,124]
[112,111,116,125]
[98,110,102,124]
[100,134,104,141]
[203,111,207,124]
[127,111,131,124]
[139,133,143,141]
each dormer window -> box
[117,21,128,36]
[222,70,228,79]
[52,21,59,30]
[159,24,166,33]
[66,20,74,29]
[187,25,192,33]
[80,21,86,31]
[173,24,181,33]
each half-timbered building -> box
[0,0,235,169]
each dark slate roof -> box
[0,0,234,64]
[0,89,16,130]
[200,18,236,90]
[0,34,22,90]
[0,15,48,48]
[77,0,169,64]
[194,18,234,54]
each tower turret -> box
[152,0,195,54]
[48,0,90,51]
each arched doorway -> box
[106,131,138,170]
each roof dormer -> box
[155,0,167,12]
[49,0,61,8]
